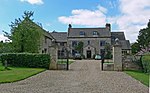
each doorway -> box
[87,50,91,58]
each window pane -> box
[80,31,85,35]
[100,41,105,46]
[88,41,90,45]
[93,31,98,35]
[72,41,77,47]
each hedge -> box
[1,53,50,69]
[142,54,150,73]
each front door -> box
[87,50,91,58]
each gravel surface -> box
[0,60,149,93]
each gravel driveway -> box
[0,60,149,93]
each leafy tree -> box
[0,41,14,53]
[132,20,150,54]
[131,42,140,54]
[75,41,84,53]
[104,43,112,59]
[4,11,43,53]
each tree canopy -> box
[131,20,150,54]
[75,41,84,53]
[4,11,43,53]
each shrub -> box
[1,53,50,69]
[105,53,113,59]
[142,54,150,73]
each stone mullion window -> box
[100,41,106,46]
[72,41,77,47]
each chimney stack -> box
[68,24,72,36]
[69,24,72,28]
[105,23,111,31]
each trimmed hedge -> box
[142,54,150,73]
[1,53,50,69]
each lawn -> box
[125,70,149,87]
[57,59,74,64]
[0,62,45,83]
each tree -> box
[75,41,84,53]
[0,41,14,53]
[5,11,42,53]
[104,43,112,59]
[131,42,140,54]
[132,20,150,54]
[137,20,150,52]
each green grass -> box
[58,59,74,64]
[125,70,149,87]
[0,63,45,83]
[104,61,113,64]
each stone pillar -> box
[49,45,58,70]
[113,42,122,71]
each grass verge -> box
[58,59,74,64]
[125,70,149,87]
[0,63,45,83]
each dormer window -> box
[93,31,98,36]
[80,31,85,36]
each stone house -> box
[51,31,67,58]
[39,30,55,54]
[50,23,131,59]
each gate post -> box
[49,40,58,70]
[113,39,122,71]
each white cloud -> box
[115,0,150,42]
[0,34,9,42]
[20,0,43,5]
[58,0,150,42]
[58,5,107,27]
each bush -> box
[105,54,113,59]
[1,53,50,69]
[142,54,150,73]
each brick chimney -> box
[105,23,111,31]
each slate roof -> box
[120,40,131,50]
[43,31,55,40]
[50,31,67,42]
[111,32,125,40]
[68,28,111,37]
[111,32,131,50]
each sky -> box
[0,0,150,43]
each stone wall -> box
[103,63,114,71]
[57,64,67,70]
[122,55,142,70]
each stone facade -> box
[49,23,131,59]
[67,24,131,58]
[40,31,54,54]
[51,32,68,58]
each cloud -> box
[58,5,107,27]
[58,0,150,42]
[20,0,44,5]
[116,0,150,42]
[0,34,9,42]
